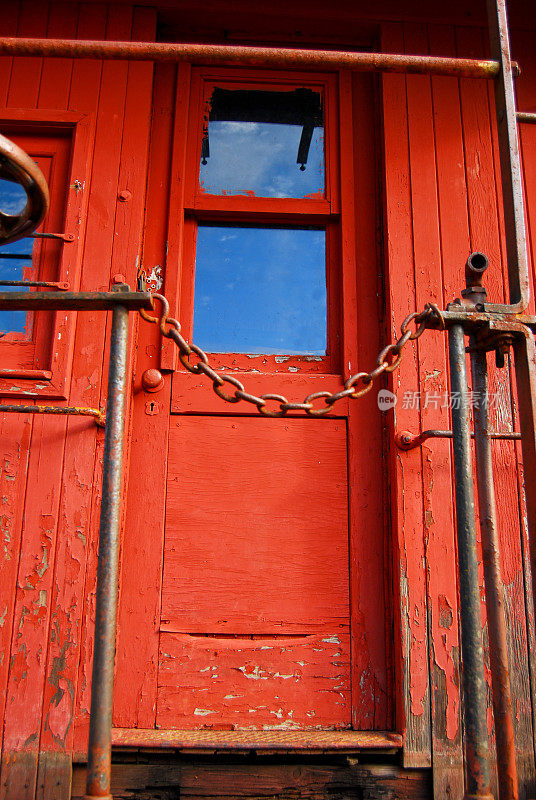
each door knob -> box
[142,368,164,393]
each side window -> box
[180,70,340,375]
[0,131,70,373]
[0,114,91,399]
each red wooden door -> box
[115,65,391,735]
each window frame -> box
[161,69,353,407]
[185,70,340,216]
[161,65,361,417]
[0,109,93,399]
[187,68,340,371]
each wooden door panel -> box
[117,64,389,734]
[162,416,349,634]
[171,373,348,415]
[157,632,350,730]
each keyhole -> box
[150,402,155,412]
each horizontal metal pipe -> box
[395,428,521,450]
[0,37,517,78]
[517,111,536,123]
[0,288,152,311]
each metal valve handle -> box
[0,132,50,245]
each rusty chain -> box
[139,294,444,417]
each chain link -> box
[139,295,444,417]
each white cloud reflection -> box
[200,121,324,198]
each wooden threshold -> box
[110,728,403,753]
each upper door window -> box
[199,86,325,198]
[182,70,340,371]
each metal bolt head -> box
[118,189,132,202]
[142,368,164,393]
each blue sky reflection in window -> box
[194,87,327,355]
[0,178,34,334]
[199,88,325,198]
[194,225,327,355]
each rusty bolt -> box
[142,368,164,393]
[118,189,132,202]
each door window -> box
[180,69,340,376]
[193,223,326,355]
[199,86,325,198]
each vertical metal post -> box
[84,300,129,800]
[513,334,536,642]
[486,0,536,787]
[471,345,518,800]
[449,324,493,800]
[486,0,529,310]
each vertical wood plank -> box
[513,30,536,316]
[7,0,48,109]
[160,62,191,371]
[486,45,536,800]
[114,62,174,729]
[35,7,108,797]
[406,21,464,799]
[0,414,68,800]
[347,71,390,730]
[0,11,68,795]
[38,1,78,110]
[0,415,32,751]
[381,21,431,768]
[0,1,19,108]
[512,27,536,784]
[106,3,158,729]
[70,2,134,757]
[427,22,472,796]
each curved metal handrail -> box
[0,133,50,245]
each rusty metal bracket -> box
[395,429,521,450]
[0,279,69,290]
[31,231,75,242]
[0,403,105,426]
